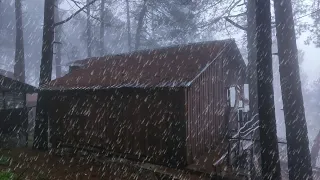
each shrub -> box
[0,171,16,180]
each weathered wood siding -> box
[0,108,28,134]
[186,55,226,163]
[48,88,187,167]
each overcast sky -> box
[295,13,320,83]
[298,33,320,82]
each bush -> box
[0,171,16,180]
[0,156,11,166]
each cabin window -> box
[238,100,243,107]
[243,84,249,112]
[228,85,248,110]
[2,92,25,109]
[14,93,25,108]
[229,86,236,107]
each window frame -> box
[0,91,26,110]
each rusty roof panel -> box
[43,39,242,90]
[0,75,37,92]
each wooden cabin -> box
[41,39,246,168]
[0,74,37,136]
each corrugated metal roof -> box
[0,74,37,93]
[0,69,37,93]
[43,39,244,90]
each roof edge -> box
[40,85,188,91]
[65,39,236,67]
[0,75,37,93]
[186,49,225,87]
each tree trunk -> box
[247,0,258,128]
[311,130,320,167]
[86,0,92,57]
[126,0,132,52]
[255,0,282,179]
[274,0,313,179]
[33,0,55,151]
[134,0,147,51]
[14,0,25,82]
[38,0,54,86]
[54,0,62,78]
[99,0,105,56]
[246,1,261,178]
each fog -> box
[0,0,320,178]
[0,0,319,140]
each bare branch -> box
[225,0,242,16]
[70,0,101,22]
[54,0,98,27]
[53,41,63,44]
[197,16,223,29]
[237,2,246,7]
[225,17,247,31]
[227,12,246,18]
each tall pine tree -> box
[33,0,55,150]
[14,0,25,82]
[274,0,313,179]
[256,0,281,179]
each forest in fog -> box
[1,0,320,141]
[2,0,320,179]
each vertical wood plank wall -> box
[186,56,226,163]
[48,88,187,167]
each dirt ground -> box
[0,147,254,180]
[0,148,167,180]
